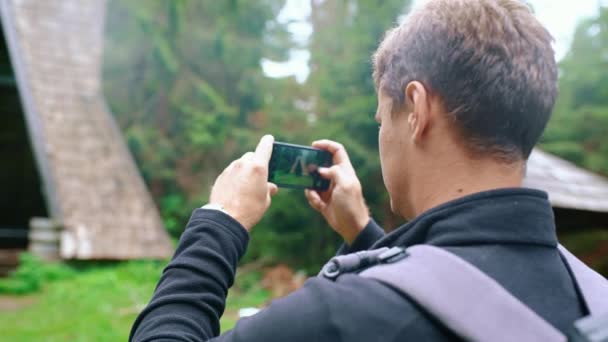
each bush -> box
[0,253,75,295]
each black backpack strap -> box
[558,244,608,315]
[359,245,567,342]
[319,247,407,279]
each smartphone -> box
[268,142,332,191]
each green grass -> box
[0,258,269,341]
[272,169,313,187]
[221,287,270,331]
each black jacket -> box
[130,188,586,341]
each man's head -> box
[373,0,557,217]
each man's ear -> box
[404,81,430,143]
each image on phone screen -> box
[268,142,332,191]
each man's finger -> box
[318,165,341,182]
[304,189,326,212]
[268,183,279,196]
[224,158,239,173]
[312,139,351,165]
[254,134,274,164]
[241,151,255,161]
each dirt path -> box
[0,295,37,311]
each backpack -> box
[319,245,608,342]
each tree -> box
[103,0,411,270]
[307,0,410,229]
[103,0,288,236]
[542,6,608,176]
[237,0,413,270]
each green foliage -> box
[307,0,410,230]
[160,193,189,237]
[0,253,74,295]
[234,269,263,292]
[223,269,270,330]
[0,261,268,340]
[222,287,270,332]
[560,230,608,275]
[243,190,341,273]
[103,0,608,274]
[103,0,409,270]
[104,0,290,239]
[542,6,608,176]
[541,5,608,273]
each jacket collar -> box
[372,188,558,249]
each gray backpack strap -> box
[558,244,608,315]
[360,245,566,342]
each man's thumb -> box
[318,166,339,180]
[268,183,279,196]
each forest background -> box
[102,0,608,272]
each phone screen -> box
[268,142,332,191]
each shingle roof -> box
[525,149,608,213]
[0,0,172,259]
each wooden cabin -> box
[525,149,608,274]
[0,0,171,274]
[526,149,608,230]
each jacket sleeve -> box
[129,209,340,342]
[336,218,385,255]
[129,208,437,342]
[129,208,249,341]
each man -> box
[130,0,589,340]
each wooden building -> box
[525,149,608,273]
[525,149,608,230]
[0,0,171,271]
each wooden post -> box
[28,217,61,261]
[0,249,20,276]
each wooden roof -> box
[525,149,608,213]
[0,0,172,259]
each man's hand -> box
[209,135,278,231]
[304,140,369,244]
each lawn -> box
[271,169,314,187]
[0,257,269,341]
